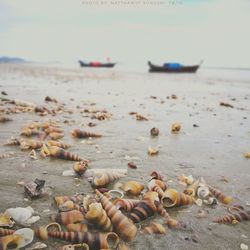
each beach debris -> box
[171,122,181,133]
[5,206,40,226]
[136,113,148,121]
[0,213,15,228]
[45,96,58,103]
[193,124,199,127]
[26,242,47,250]
[0,152,14,159]
[71,129,102,138]
[240,243,249,250]
[143,223,166,234]
[121,181,144,196]
[147,179,167,198]
[220,102,234,108]
[4,137,21,146]
[244,153,250,159]
[1,91,8,95]
[128,162,137,169]
[58,243,89,250]
[24,179,47,199]
[0,116,12,123]
[148,146,160,156]
[150,127,159,136]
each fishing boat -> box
[78,60,116,68]
[148,61,202,73]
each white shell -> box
[62,170,75,176]
[14,228,34,248]
[26,242,47,250]
[197,186,210,199]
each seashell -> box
[213,210,250,224]
[47,140,70,149]
[92,172,125,188]
[0,234,24,250]
[66,223,88,233]
[49,231,119,250]
[171,122,181,133]
[51,210,84,225]
[0,228,15,236]
[148,146,159,156]
[45,127,63,134]
[107,190,124,200]
[150,171,164,181]
[143,191,160,202]
[83,195,97,212]
[95,189,137,241]
[25,242,47,250]
[55,196,71,206]
[29,149,38,160]
[4,138,21,146]
[184,179,200,197]
[58,243,89,250]
[147,179,167,198]
[5,206,40,226]
[244,152,250,159]
[208,186,233,204]
[86,203,113,231]
[73,161,88,176]
[165,218,185,229]
[20,139,43,150]
[45,96,58,103]
[143,223,166,234]
[44,146,83,161]
[0,213,15,228]
[59,201,76,212]
[20,127,39,137]
[49,132,64,140]
[0,116,12,123]
[35,223,62,240]
[72,129,102,138]
[121,181,144,196]
[155,201,170,219]
[203,197,218,206]
[162,189,194,208]
[135,113,148,121]
[113,199,140,212]
[127,162,137,169]
[178,175,194,185]
[150,127,159,137]
[197,185,210,199]
[13,228,34,248]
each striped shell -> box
[147,179,167,198]
[66,224,88,233]
[213,210,250,224]
[35,222,62,240]
[208,186,233,204]
[85,203,113,232]
[51,210,84,225]
[47,140,70,149]
[183,179,200,197]
[143,223,166,234]
[150,171,164,181]
[162,189,194,208]
[0,228,15,237]
[92,172,124,188]
[121,181,144,196]
[58,201,84,213]
[20,139,43,150]
[71,129,102,138]
[46,146,82,161]
[113,198,140,212]
[0,234,24,250]
[95,190,137,241]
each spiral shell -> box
[92,172,124,188]
[66,224,88,233]
[86,203,113,232]
[95,190,137,241]
[4,138,21,146]
[21,127,39,137]
[49,231,119,250]
[0,228,15,236]
[0,214,15,228]
[147,179,167,198]
[150,127,159,137]
[165,218,184,229]
[162,189,194,208]
[183,179,200,197]
[46,146,82,161]
[197,185,210,200]
[35,223,62,240]
[121,181,144,196]
[73,161,88,176]
[55,196,71,206]
[0,234,24,250]
[208,186,233,204]
[51,210,85,225]
[171,122,181,133]
[113,199,140,212]
[213,210,250,224]
[20,139,43,150]
[47,140,70,149]
[150,171,164,181]
[59,201,80,212]
[143,223,166,234]
[45,127,64,134]
[49,132,64,140]
[58,243,89,250]
[72,129,102,138]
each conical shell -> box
[0,234,24,250]
[113,199,140,212]
[162,189,194,208]
[150,171,164,181]
[86,203,113,232]
[58,201,82,212]
[73,161,88,176]
[143,223,166,234]
[0,228,15,236]
[55,196,71,206]
[71,129,102,138]
[213,210,250,224]
[0,213,15,228]
[58,243,89,250]
[49,231,119,250]
[183,179,200,197]
[95,190,137,241]
[49,132,64,140]
[171,123,181,133]
[147,180,167,198]
[92,172,124,188]
[121,181,144,196]
[66,224,88,233]
[47,146,82,161]
[35,223,62,240]
[51,210,84,225]
[20,139,43,150]
[47,140,70,149]
[208,186,233,204]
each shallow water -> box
[0,63,250,249]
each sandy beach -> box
[0,63,250,250]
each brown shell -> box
[121,181,144,196]
[208,186,233,204]
[183,179,200,197]
[171,122,181,133]
[4,138,21,146]
[0,228,15,237]
[143,223,166,234]
[47,146,82,161]
[113,199,140,212]
[92,172,124,188]
[58,243,89,250]
[150,171,164,181]
[85,203,113,232]
[20,139,43,150]
[71,129,102,138]
[47,140,70,149]
[45,127,64,134]
[150,127,159,137]
[20,127,39,137]
[35,222,62,241]
[51,210,85,225]
[73,161,88,176]
[66,224,88,233]
[49,132,64,140]
[55,196,71,206]
[0,116,12,123]
[0,234,24,250]
[213,210,250,224]
[49,231,119,250]
[162,189,194,208]
[147,179,167,198]
[95,190,137,241]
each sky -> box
[0,0,250,68]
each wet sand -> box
[0,63,250,250]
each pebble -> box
[240,243,249,250]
